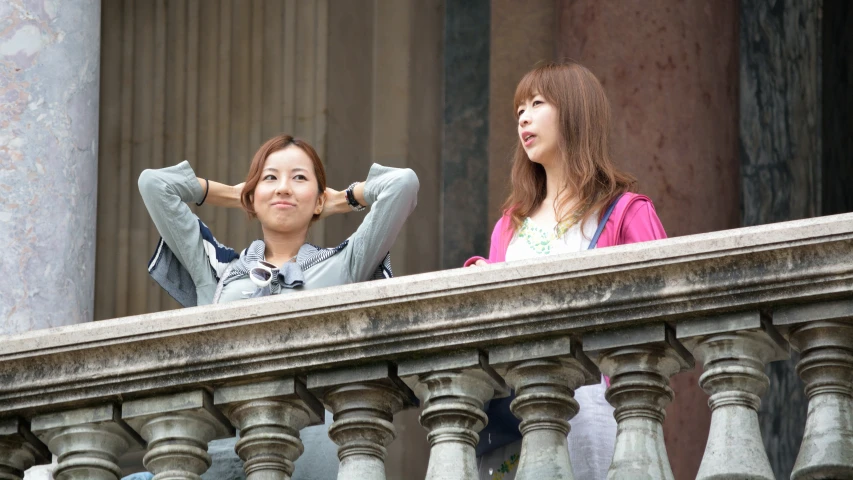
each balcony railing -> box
[1,213,852,480]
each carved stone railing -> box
[1,213,852,480]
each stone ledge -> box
[0,213,850,416]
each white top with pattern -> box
[505,214,597,262]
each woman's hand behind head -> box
[318,187,344,219]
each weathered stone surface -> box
[31,404,143,480]
[786,318,853,480]
[0,214,851,416]
[122,391,234,480]
[401,352,501,480]
[586,324,693,480]
[0,418,50,480]
[323,382,405,480]
[487,337,601,479]
[198,417,341,480]
[507,360,589,480]
[679,313,788,480]
[0,0,101,334]
[0,215,850,478]
[214,378,323,479]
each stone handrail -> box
[1,213,852,479]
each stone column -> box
[31,404,144,480]
[489,337,601,480]
[678,312,789,480]
[0,418,50,480]
[122,390,235,480]
[440,0,490,268]
[0,0,101,334]
[308,363,414,480]
[214,378,325,480]
[585,324,694,480]
[399,351,507,480]
[775,300,853,480]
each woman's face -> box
[252,146,324,233]
[517,93,560,166]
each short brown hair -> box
[240,135,326,219]
[505,62,636,232]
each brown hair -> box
[503,62,636,233]
[240,134,326,219]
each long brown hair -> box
[503,62,635,232]
[240,134,326,220]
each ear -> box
[314,191,326,215]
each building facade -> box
[1,0,851,479]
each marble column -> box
[399,351,507,480]
[31,404,144,480]
[0,0,101,334]
[774,300,853,480]
[789,320,853,480]
[308,363,415,480]
[678,312,789,480]
[122,390,235,480]
[214,378,325,479]
[487,336,600,480]
[440,0,490,269]
[585,324,694,479]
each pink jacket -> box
[464,193,666,388]
[464,192,667,266]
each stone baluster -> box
[489,336,601,480]
[307,363,414,480]
[584,324,694,480]
[122,390,235,480]
[677,312,788,480]
[214,377,325,480]
[30,404,145,480]
[775,300,853,480]
[0,418,50,480]
[398,350,507,480]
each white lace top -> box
[505,215,598,261]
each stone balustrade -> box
[1,213,853,480]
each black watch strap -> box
[345,182,366,211]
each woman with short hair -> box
[124,134,418,480]
[140,134,417,307]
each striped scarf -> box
[150,220,392,307]
[221,240,331,296]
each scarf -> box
[220,240,306,297]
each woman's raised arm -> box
[195,178,243,209]
[138,161,224,303]
[339,164,419,282]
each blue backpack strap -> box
[588,194,624,250]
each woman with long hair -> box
[124,134,418,479]
[467,62,666,480]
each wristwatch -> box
[345,182,366,212]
